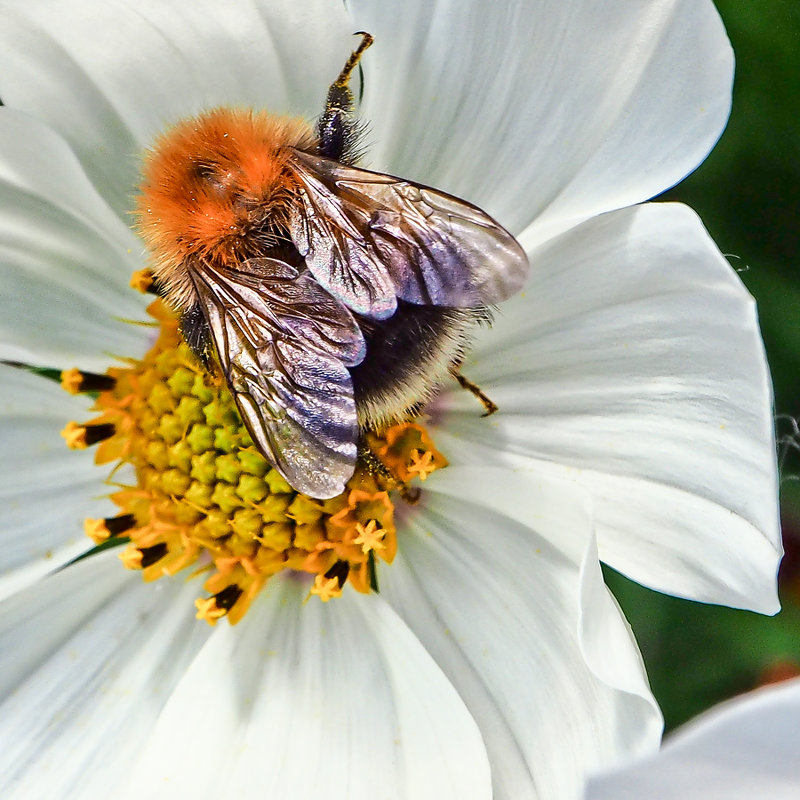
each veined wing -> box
[190,257,365,499]
[288,148,529,319]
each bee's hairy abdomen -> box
[351,302,491,430]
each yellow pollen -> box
[62,298,448,624]
[354,519,386,553]
[407,449,436,480]
[369,424,448,483]
[195,597,228,624]
[61,421,88,449]
[309,575,343,602]
[119,545,144,570]
[84,518,111,543]
[130,267,155,293]
[60,368,84,395]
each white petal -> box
[586,679,800,800]
[0,110,151,368]
[0,551,213,799]
[381,466,661,800]
[0,0,354,216]
[0,364,115,599]
[124,576,491,800]
[436,203,780,613]
[351,0,731,240]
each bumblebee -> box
[135,33,529,498]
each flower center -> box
[60,298,446,625]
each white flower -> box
[585,678,800,799]
[0,1,781,798]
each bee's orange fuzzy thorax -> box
[134,108,316,310]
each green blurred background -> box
[606,0,800,732]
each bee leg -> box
[317,32,373,161]
[356,437,421,504]
[451,370,499,417]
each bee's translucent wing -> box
[288,149,529,319]
[190,258,365,499]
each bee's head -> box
[134,108,315,310]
